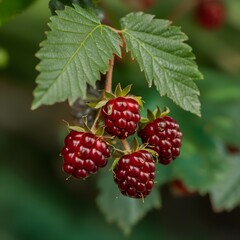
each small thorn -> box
[66,175,72,181]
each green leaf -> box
[155,140,226,194]
[97,169,161,234]
[32,4,121,110]
[200,68,240,146]
[0,0,36,26]
[120,12,203,116]
[49,0,98,15]
[210,153,240,211]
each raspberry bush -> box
[29,0,204,232]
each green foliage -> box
[210,151,240,211]
[0,0,36,26]
[97,169,161,235]
[31,4,121,109]
[120,12,203,116]
[32,6,202,116]
[49,0,98,15]
[0,47,9,68]
[199,69,240,146]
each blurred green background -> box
[0,0,240,239]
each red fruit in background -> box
[195,0,225,30]
[102,97,141,139]
[170,179,197,197]
[61,131,110,179]
[226,145,240,155]
[138,116,182,165]
[113,150,156,199]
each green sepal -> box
[132,137,139,152]
[132,96,144,109]
[140,117,149,123]
[95,126,105,137]
[111,157,120,172]
[141,107,171,127]
[105,91,115,100]
[160,107,170,117]
[114,83,133,97]
[121,84,132,97]
[147,109,155,122]
[88,99,108,109]
[114,83,123,97]
[82,115,92,133]
[68,125,85,132]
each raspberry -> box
[61,131,110,179]
[138,116,182,165]
[102,97,141,139]
[195,0,225,30]
[113,150,156,199]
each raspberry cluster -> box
[61,85,182,199]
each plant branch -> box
[104,58,115,93]
[91,57,115,132]
[120,139,131,152]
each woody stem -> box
[91,57,115,132]
[120,139,131,152]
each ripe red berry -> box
[113,150,156,199]
[102,97,141,139]
[138,116,182,165]
[61,131,110,179]
[195,0,225,30]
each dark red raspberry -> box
[195,0,225,30]
[113,150,156,199]
[102,97,140,139]
[138,116,182,165]
[61,131,110,179]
